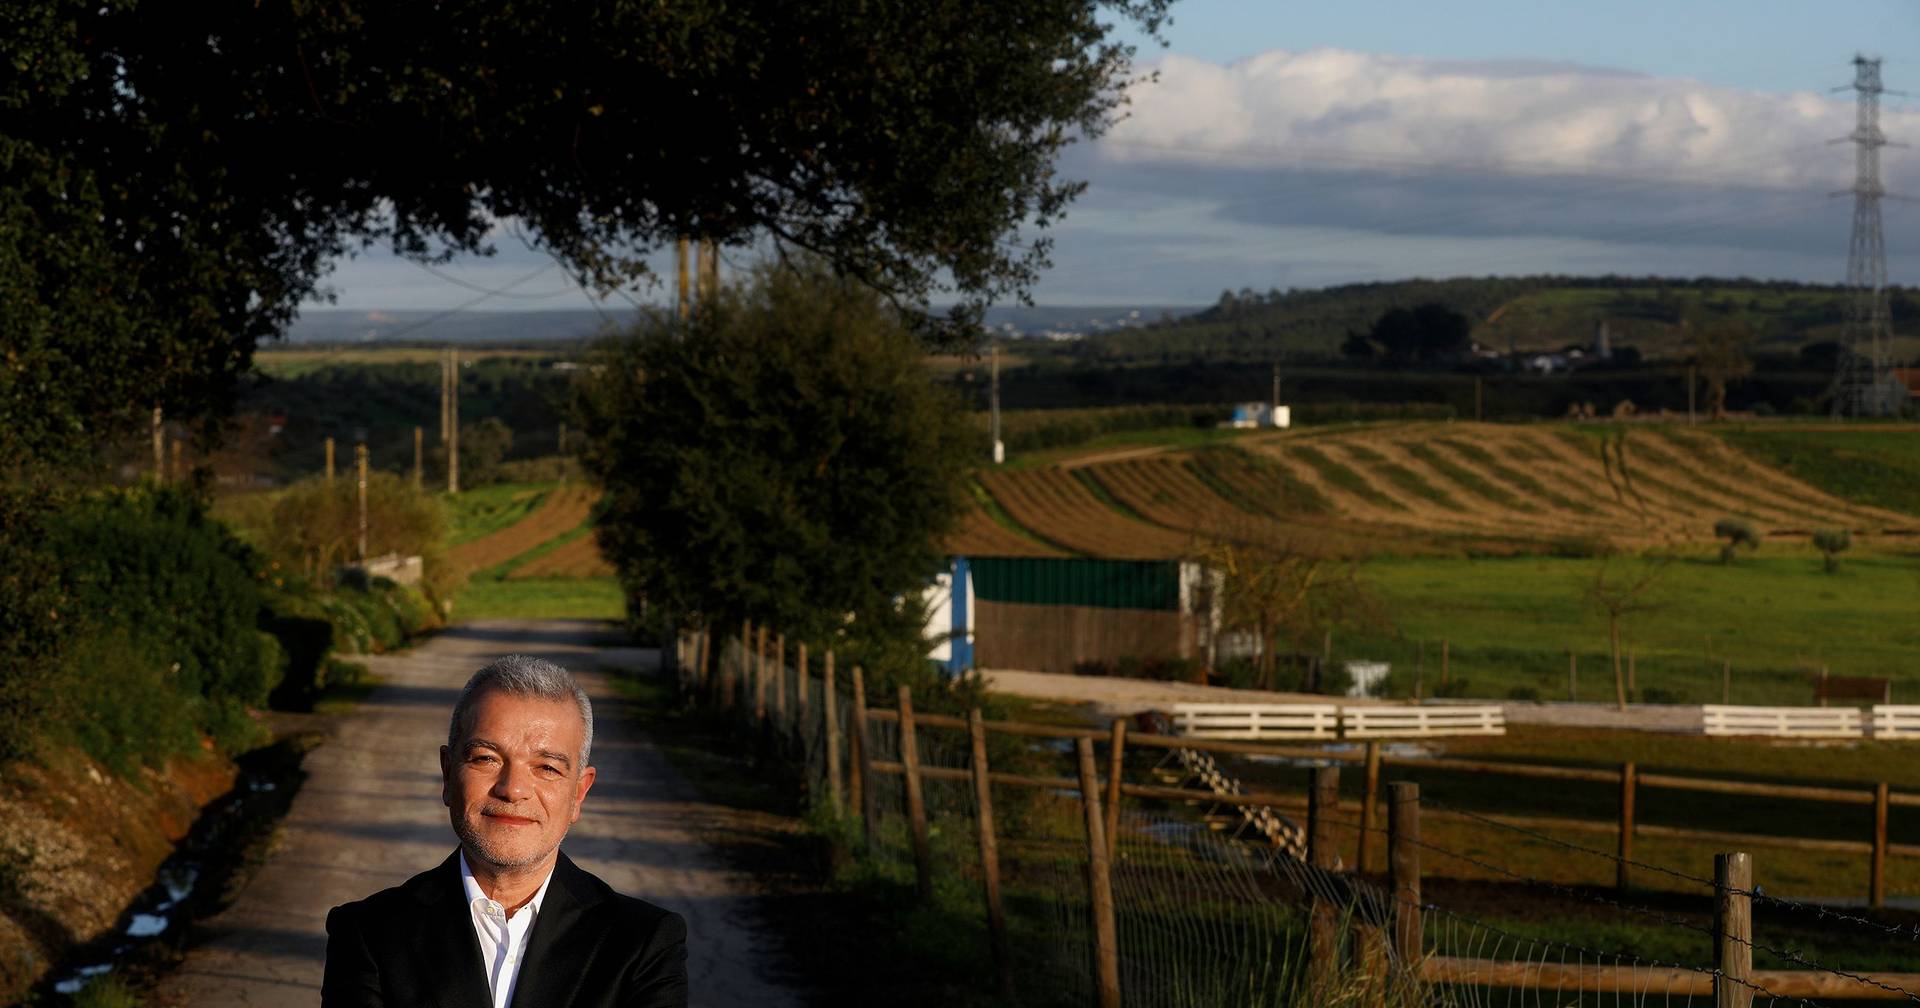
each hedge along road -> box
[156,619,804,1007]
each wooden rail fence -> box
[673,626,1920,1002]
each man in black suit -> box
[323,655,688,1007]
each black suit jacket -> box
[323,851,688,1008]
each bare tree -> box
[1585,553,1672,711]
[1202,531,1383,692]
[1689,316,1754,422]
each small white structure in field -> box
[1223,402,1291,429]
[1343,660,1390,699]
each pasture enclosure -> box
[674,624,1920,1005]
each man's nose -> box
[488,760,533,800]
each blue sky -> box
[308,1,1920,313]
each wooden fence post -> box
[729,620,749,713]
[1722,659,1732,704]
[898,685,934,901]
[773,632,788,733]
[1105,719,1127,861]
[1389,782,1422,969]
[796,642,809,738]
[851,666,873,848]
[823,650,842,810]
[1076,737,1122,1008]
[1714,852,1753,1008]
[754,624,769,727]
[697,628,712,701]
[1567,651,1577,702]
[1307,766,1342,996]
[1873,781,1890,908]
[1618,761,1637,891]
[969,710,1012,997]
[1359,742,1381,874]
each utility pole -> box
[356,442,369,563]
[557,422,568,455]
[169,438,182,484]
[1687,365,1697,427]
[1833,55,1902,417]
[324,436,335,483]
[439,347,452,446]
[676,236,691,321]
[989,343,1003,464]
[697,238,719,305]
[448,347,460,494]
[412,426,423,488]
[1271,361,1281,413]
[151,406,164,480]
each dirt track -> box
[156,620,804,1007]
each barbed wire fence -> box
[676,626,1920,1006]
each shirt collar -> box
[458,850,557,920]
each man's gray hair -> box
[448,654,594,769]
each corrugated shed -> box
[968,556,1181,611]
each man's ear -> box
[569,766,596,824]
[439,745,453,808]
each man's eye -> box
[536,765,561,776]
[467,754,497,765]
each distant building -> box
[1222,402,1291,429]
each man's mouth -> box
[482,811,539,826]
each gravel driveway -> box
[157,619,804,1007]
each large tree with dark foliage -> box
[572,260,971,646]
[1,0,1172,469]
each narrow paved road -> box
[158,619,804,1007]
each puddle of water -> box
[53,964,112,995]
[125,913,168,938]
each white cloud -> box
[1105,49,1917,192]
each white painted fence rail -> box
[1169,704,1340,740]
[1871,705,1920,738]
[1701,704,1864,738]
[1166,703,1507,740]
[1343,705,1505,738]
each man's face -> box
[441,689,596,872]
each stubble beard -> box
[454,808,564,870]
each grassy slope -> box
[444,480,620,620]
[447,483,552,545]
[1718,427,1920,518]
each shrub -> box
[1432,678,1474,699]
[1812,528,1852,573]
[1639,686,1688,705]
[49,486,279,718]
[1505,685,1542,702]
[1713,518,1760,563]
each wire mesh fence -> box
[676,626,1920,1006]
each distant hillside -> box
[1051,276,1920,364]
[287,309,637,345]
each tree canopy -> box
[2,0,1171,468]
[572,260,972,642]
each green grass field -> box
[1340,550,1920,705]
[1718,427,1920,518]
[452,576,624,620]
[446,482,553,545]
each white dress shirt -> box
[459,852,556,1008]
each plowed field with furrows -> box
[447,483,600,574]
[942,424,1920,559]
[508,532,615,578]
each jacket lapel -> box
[415,852,495,1008]
[509,853,608,1008]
